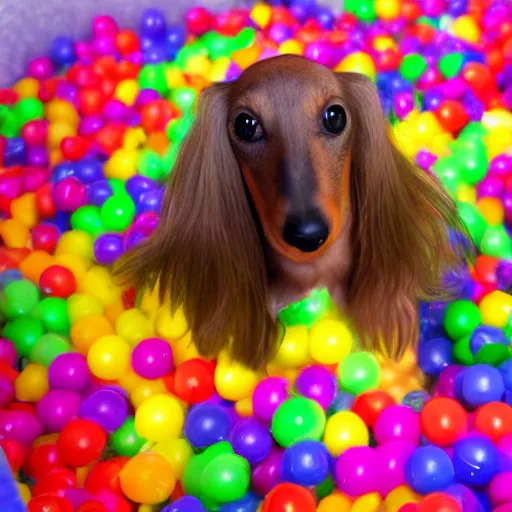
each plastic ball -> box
[135,393,184,442]
[153,438,193,480]
[282,440,330,487]
[474,402,512,442]
[418,337,453,376]
[36,389,81,432]
[230,417,273,465]
[260,483,316,512]
[131,337,173,379]
[87,335,131,380]
[163,496,207,512]
[174,358,215,404]
[338,352,380,395]
[334,446,379,497]
[444,300,482,340]
[0,279,40,318]
[352,390,395,428]
[374,405,421,445]
[458,364,505,408]
[184,402,231,449]
[420,397,468,446]
[323,410,369,457]
[80,387,128,432]
[39,265,76,298]
[377,441,416,496]
[14,363,48,403]
[295,365,337,410]
[110,416,147,457]
[57,419,107,467]
[308,318,353,365]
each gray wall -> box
[0,0,343,87]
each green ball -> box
[278,288,333,328]
[138,64,168,96]
[399,53,428,82]
[338,352,380,395]
[100,195,136,232]
[459,122,488,139]
[460,149,488,186]
[111,416,147,457]
[201,32,233,59]
[138,149,164,181]
[161,144,181,178]
[232,27,256,51]
[452,335,474,365]
[474,343,510,367]
[444,300,482,341]
[200,454,250,504]
[175,44,209,70]
[2,317,45,358]
[0,106,19,137]
[316,475,335,500]
[457,201,488,246]
[169,87,197,113]
[30,333,71,366]
[345,0,376,22]
[107,178,127,196]
[12,97,44,125]
[432,157,463,197]
[32,297,70,335]
[438,53,463,79]
[71,205,104,237]
[166,114,194,144]
[0,279,40,319]
[480,226,512,259]
[271,397,326,447]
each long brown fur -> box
[114,55,470,369]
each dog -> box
[115,54,470,369]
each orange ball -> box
[70,315,115,355]
[0,219,30,248]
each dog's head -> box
[116,55,470,368]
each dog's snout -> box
[282,211,329,253]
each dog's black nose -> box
[283,211,329,253]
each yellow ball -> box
[13,78,39,98]
[17,482,31,504]
[123,127,147,150]
[456,184,477,204]
[83,266,121,306]
[131,378,167,409]
[279,40,304,56]
[55,254,91,288]
[135,394,185,442]
[273,325,310,368]
[55,230,94,261]
[317,492,352,512]
[451,15,481,44]
[15,364,48,402]
[479,290,512,329]
[116,308,154,347]
[45,99,80,126]
[335,52,376,82]
[185,55,212,78]
[384,485,420,512]
[104,149,138,180]
[165,65,187,89]
[215,359,260,401]
[154,306,189,341]
[48,122,76,149]
[115,80,140,106]
[11,193,37,229]
[210,57,231,83]
[120,451,175,504]
[477,197,505,226]
[351,493,382,512]
[323,411,369,457]
[170,331,200,366]
[138,286,162,316]
[376,0,400,20]
[309,319,353,365]
[152,438,193,479]
[414,112,444,145]
[87,335,131,380]
[373,36,396,52]
[485,127,512,160]
[250,2,272,28]
[68,293,104,325]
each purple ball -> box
[79,388,128,432]
[489,154,512,179]
[131,337,174,379]
[79,116,104,136]
[268,24,293,44]
[48,352,91,392]
[87,179,113,207]
[184,403,231,449]
[295,366,336,410]
[126,175,157,200]
[0,376,14,408]
[434,364,465,399]
[334,446,379,497]
[0,338,17,367]
[36,390,81,432]
[252,377,289,424]
[477,177,504,199]
[136,89,161,108]
[162,496,207,512]
[0,410,42,444]
[102,100,130,123]
[416,150,437,170]
[230,417,273,465]
[374,405,421,445]
[376,441,416,496]
[27,146,49,167]
[251,448,284,497]
[94,233,124,265]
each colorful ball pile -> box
[0,1,511,511]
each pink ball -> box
[92,36,117,57]
[23,167,50,192]
[334,446,379,497]
[27,57,54,80]
[21,119,48,146]
[36,389,81,432]
[32,223,60,253]
[52,177,87,212]
[495,505,512,512]
[131,338,173,379]
[489,472,512,506]
[251,448,284,497]
[48,353,91,392]
[0,410,42,444]
[374,405,421,445]
[92,15,118,38]
[186,7,213,36]
[376,441,416,496]
[0,338,17,367]
[252,377,289,423]
[0,376,14,408]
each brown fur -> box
[114,55,470,369]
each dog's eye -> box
[323,105,347,135]
[234,113,264,142]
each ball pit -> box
[0,0,512,511]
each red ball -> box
[420,397,468,447]
[24,442,63,479]
[261,483,316,512]
[68,64,101,88]
[28,495,74,512]
[94,123,127,155]
[21,119,48,146]
[57,419,107,467]
[474,255,499,285]
[185,7,213,36]
[0,439,27,473]
[77,502,108,512]
[174,358,216,404]
[398,505,420,512]
[141,99,179,134]
[92,56,118,79]
[475,402,512,443]
[462,62,495,97]
[39,265,77,298]
[352,390,395,428]
[61,136,91,161]
[116,29,141,56]
[32,467,78,497]
[435,100,470,133]
[85,456,128,496]
[78,87,105,116]
[117,61,140,80]
[418,493,462,512]
[214,10,249,36]
[35,182,57,218]
[31,223,60,254]
[38,78,59,103]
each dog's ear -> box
[114,82,276,369]
[337,72,471,358]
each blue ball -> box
[87,179,113,207]
[328,391,355,414]
[470,325,507,356]
[219,491,260,512]
[140,8,167,40]
[418,337,453,376]
[49,36,77,67]
[162,496,206,512]
[75,158,104,184]
[402,391,431,413]
[184,403,231,449]
[4,137,26,167]
[499,360,512,390]
[453,435,499,487]
[52,162,76,183]
[460,364,505,408]
[444,483,484,512]
[282,440,331,487]
[167,25,186,50]
[405,445,455,494]
[0,270,23,290]
[229,418,272,466]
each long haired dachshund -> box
[115,55,470,369]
